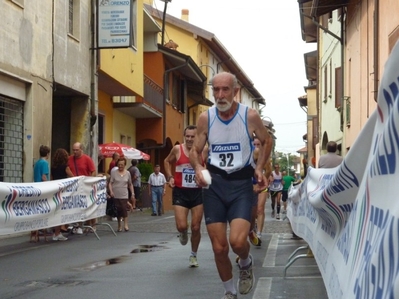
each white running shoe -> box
[75,227,83,235]
[189,256,199,268]
[222,292,237,299]
[276,213,280,220]
[52,234,68,241]
[237,254,254,294]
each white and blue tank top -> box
[207,103,254,174]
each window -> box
[345,97,351,127]
[0,96,24,182]
[172,75,186,113]
[68,0,80,39]
[120,135,126,144]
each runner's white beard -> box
[216,100,232,112]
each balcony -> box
[112,76,163,119]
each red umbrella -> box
[98,142,150,160]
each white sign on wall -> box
[98,0,132,48]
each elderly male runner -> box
[190,72,272,299]
[164,125,205,268]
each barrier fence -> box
[288,42,399,299]
[0,176,107,236]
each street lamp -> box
[160,0,172,46]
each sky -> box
[153,0,316,155]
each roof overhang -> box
[113,102,162,119]
[304,50,318,82]
[298,95,308,107]
[298,0,350,18]
[98,70,137,96]
[143,7,161,33]
[298,1,317,43]
[298,0,349,42]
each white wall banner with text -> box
[0,176,107,236]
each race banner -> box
[288,41,399,299]
[0,176,107,235]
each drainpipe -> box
[89,0,98,158]
[340,9,345,132]
[373,0,379,104]
[140,59,190,150]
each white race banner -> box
[0,176,107,235]
[288,41,399,299]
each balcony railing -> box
[144,75,163,113]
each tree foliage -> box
[273,151,295,176]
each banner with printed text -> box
[288,41,399,299]
[0,176,107,235]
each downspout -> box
[340,9,345,132]
[90,0,98,158]
[140,59,190,150]
[373,0,379,104]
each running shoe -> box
[179,230,188,245]
[276,213,280,220]
[52,234,68,241]
[271,210,275,218]
[248,230,261,247]
[237,254,254,294]
[189,256,199,268]
[222,292,237,299]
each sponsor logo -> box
[212,143,240,152]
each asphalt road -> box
[0,209,328,299]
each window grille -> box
[0,96,24,182]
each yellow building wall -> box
[113,110,136,146]
[98,90,114,144]
[99,0,145,97]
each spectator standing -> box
[148,165,167,216]
[108,157,134,232]
[108,152,120,175]
[33,145,51,241]
[281,170,296,214]
[68,142,97,232]
[318,141,343,168]
[34,145,50,183]
[164,125,204,268]
[127,159,141,210]
[51,148,74,241]
[189,72,272,299]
